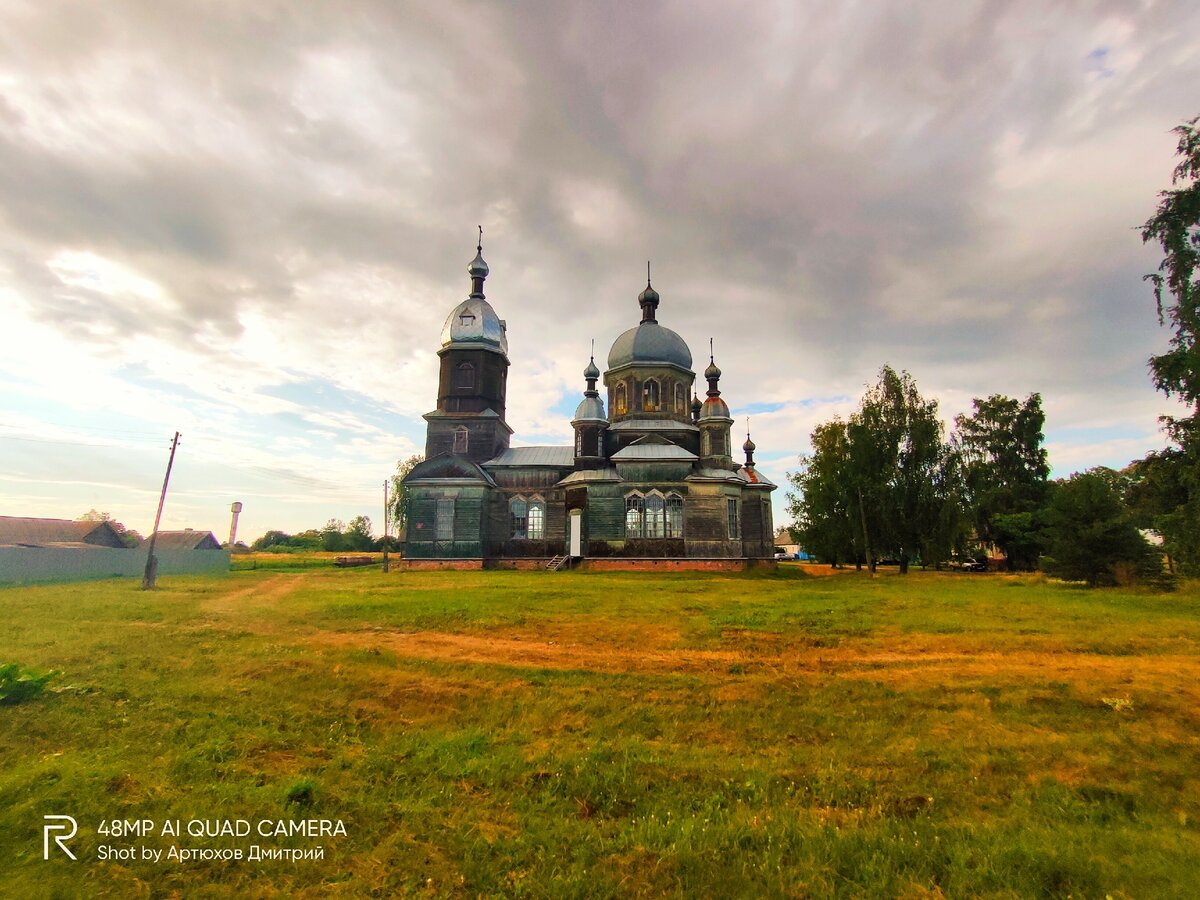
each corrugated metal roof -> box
[610,444,698,461]
[607,322,693,369]
[485,446,575,467]
[608,418,697,432]
[686,467,748,483]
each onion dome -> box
[704,358,722,380]
[573,347,607,423]
[606,266,692,371]
[743,423,757,468]
[690,392,702,421]
[441,228,507,357]
[743,434,756,454]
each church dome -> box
[607,322,692,370]
[440,297,508,357]
[699,395,731,420]
[573,394,607,422]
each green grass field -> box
[2,565,1198,898]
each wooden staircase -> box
[545,555,569,571]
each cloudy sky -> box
[1,1,1197,543]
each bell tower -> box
[423,229,512,464]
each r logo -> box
[43,815,77,860]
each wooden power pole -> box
[382,479,390,573]
[142,431,180,590]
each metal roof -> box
[484,446,575,467]
[608,418,698,432]
[0,516,125,547]
[686,467,749,483]
[151,530,221,550]
[607,322,692,370]
[440,297,508,357]
[739,467,777,488]
[572,395,606,422]
[611,444,698,462]
[557,468,623,486]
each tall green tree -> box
[787,419,859,567]
[953,394,1049,570]
[1142,116,1200,444]
[1042,469,1158,587]
[389,454,425,535]
[345,515,374,551]
[1123,449,1197,573]
[789,366,960,573]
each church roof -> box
[686,467,750,484]
[440,297,508,357]
[611,443,698,461]
[739,467,776,488]
[608,418,698,433]
[557,467,622,486]
[607,322,692,371]
[484,446,575,467]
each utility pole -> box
[142,431,180,590]
[382,479,390,573]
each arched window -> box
[625,494,644,537]
[453,426,468,454]
[702,431,711,456]
[615,382,628,415]
[510,497,528,539]
[666,494,684,537]
[527,500,545,540]
[645,494,665,538]
[674,383,685,415]
[727,498,739,538]
[575,430,583,454]
[597,432,604,457]
[455,362,474,390]
[643,379,660,412]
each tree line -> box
[790,114,1200,587]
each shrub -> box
[0,663,56,705]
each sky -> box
[1,1,1197,544]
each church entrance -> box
[569,509,583,557]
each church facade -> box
[401,239,775,569]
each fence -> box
[0,547,231,585]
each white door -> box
[569,510,583,557]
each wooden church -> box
[400,236,776,569]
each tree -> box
[77,509,143,548]
[788,366,960,573]
[389,454,425,535]
[1042,470,1158,586]
[787,419,859,567]
[1123,449,1198,573]
[1142,116,1200,444]
[320,518,348,552]
[953,394,1049,569]
[345,515,374,551]
[250,530,292,551]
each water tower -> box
[227,501,243,547]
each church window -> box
[727,498,739,539]
[575,430,583,454]
[702,431,711,456]
[597,432,604,457]
[527,500,545,540]
[674,383,685,415]
[645,494,665,538]
[625,494,644,537]
[453,426,468,454]
[615,382,628,415]
[455,363,475,390]
[666,494,684,537]
[436,499,455,540]
[643,379,660,412]
[713,431,725,456]
[510,497,528,539]
[458,312,476,327]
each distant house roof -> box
[151,530,222,551]
[0,516,126,548]
[484,446,575,467]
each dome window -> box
[615,382,628,415]
[459,312,476,327]
[674,383,685,415]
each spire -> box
[468,225,489,297]
[583,338,600,390]
[638,260,659,323]
[743,417,756,468]
[704,339,722,395]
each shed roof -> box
[152,530,221,550]
[0,516,126,548]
